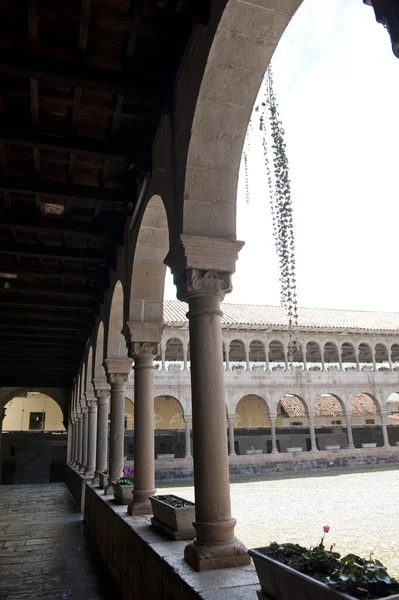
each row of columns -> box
[226,410,391,453]
[69,245,255,571]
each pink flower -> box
[323,525,330,533]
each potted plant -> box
[327,366,339,371]
[232,364,246,371]
[149,494,195,540]
[252,364,265,371]
[246,447,262,455]
[112,468,134,505]
[249,526,399,600]
[309,366,321,371]
[362,365,374,372]
[272,365,285,372]
[99,469,109,490]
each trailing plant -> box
[243,65,300,364]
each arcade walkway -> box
[0,484,121,600]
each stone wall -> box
[83,482,259,600]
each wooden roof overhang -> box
[0,0,201,388]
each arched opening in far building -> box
[276,395,311,452]
[234,395,271,455]
[315,394,348,449]
[1,392,66,484]
[154,395,185,458]
[351,393,382,447]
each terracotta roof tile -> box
[163,301,399,333]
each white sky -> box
[165,0,399,312]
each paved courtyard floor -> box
[160,466,399,577]
[0,484,121,600]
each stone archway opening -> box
[358,343,373,371]
[341,342,358,371]
[249,341,266,371]
[268,340,286,371]
[315,394,348,450]
[229,339,246,371]
[3,392,65,432]
[165,338,184,372]
[375,343,390,371]
[305,341,322,371]
[277,394,311,452]
[352,393,382,447]
[154,395,185,458]
[391,344,399,370]
[324,342,340,371]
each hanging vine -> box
[243,65,299,364]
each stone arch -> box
[128,195,169,328]
[315,394,345,423]
[165,337,184,367]
[154,395,185,430]
[106,280,127,359]
[249,340,266,367]
[2,392,66,432]
[375,342,390,369]
[323,341,340,367]
[358,342,373,367]
[305,341,322,366]
[229,339,246,368]
[277,394,309,423]
[93,321,105,380]
[351,393,381,419]
[391,343,399,368]
[341,341,357,370]
[268,339,286,369]
[176,0,302,240]
[234,395,270,428]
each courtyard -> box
[160,466,399,577]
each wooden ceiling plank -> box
[30,78,39,125]
[0,215,117,239]
[0,241,111,263]
[28,0,39,50]
[78,0,91,54]
[0,174,130,204]
[125,0,146,58]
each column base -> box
[127,501,152,516]
[85,468,95,478]
[229,452,237,456]
[92,471,100,485]
[184,538,250,571]
[127,488,156,516]
[271,448,279,454]
[185,453,192,459]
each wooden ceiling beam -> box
[0,308,93,323]
[0,295,97,311]
[0,129,144,161]
[0,321,90,331]
[0,174,131,204]
[0,48,157,99]
[0,215,119,240]
[0,241,111,263]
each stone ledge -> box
[83,481,260,600]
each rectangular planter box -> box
[249,549,399,600]
[362,443,377,448]
[149,494,195,540]
[99,472,109,490]
[286,447,303,453]
[246,449,262,455]
[325,445,341,451]
[157,453,175,459]
[112,482,133,505]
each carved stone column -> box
[227,415,236,456]
[379,410,390,447]
[308,412,318,452]
[225,343,231,371]
[344,411,355,449]
[161,344,166,371]
[0,407,6,484]
[183,415,192,458]
[85,391,97,477]
[127,342,158,516]
[183,343,189,371]
[166,239,249,570]
[73,411,79,466]
[269,412,279,454]
[245,346,250,371]
[105,358,133,494]
[67,416,73,464]
[93,380,110,483]
[80,400,89,472]
[77,408,83,466]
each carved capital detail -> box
[108,372,129,385]
[95,389,110,404]
[177,268,232,301]
[132,342,160,357]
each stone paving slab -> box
[0,483,121,600]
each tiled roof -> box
[278,394,376,418]
[163,300,399,333]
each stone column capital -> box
[85,391,96,404]
[226,414,236,425]
[165,235,244,302]
[104,357,133,385]
[183,414,192,425]
[95,388,111,404]
[132,341,160,358]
